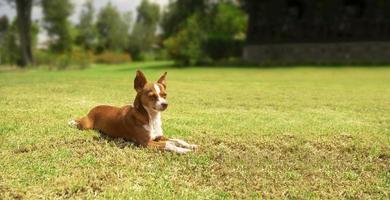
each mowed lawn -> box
[0,62,389,199]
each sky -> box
[0,0,169,43]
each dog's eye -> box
[160,93,167,98]
[149,94,158,100]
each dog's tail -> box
[68,117,93,130]
[68,119,79,129]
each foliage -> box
[75,0,97,50]
[161,0,207,39]
[0,62,389,199]
[128,0,160,60]
[41,0,74,52]
[163,1,248,64]
[96,3,131,53]
[0,15,9,32]
[209,2,247,39]
[164,14,208,65]
[204,2,248,60]
[0,18,19,65]
[137,49,169,61]
[0,15,12,64]
[93,51,131,64]
[0,17,39,65]
[135,0,160,25]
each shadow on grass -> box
[93,133,138,149]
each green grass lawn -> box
[0,62,389,199]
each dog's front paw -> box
[176,147,192,154]
[189,144,199,151]
[165,141,192,154]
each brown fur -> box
[75,70,169,149]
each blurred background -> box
[1,0,390,69]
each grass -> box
[0,61,389,199]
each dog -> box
[69,70,197,154]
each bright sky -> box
[0,0,169,43]
[0,0,169,22]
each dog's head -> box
[134,70,168,112]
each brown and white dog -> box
[69,70,197,154]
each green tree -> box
[96,3,130,52]
[0,18,20,64]
[41,0,73,52]
[164,14,207,65]
[0,16,9,33]
[76,0,97,50]
[163,0,248,64]
[161,0,206,39]
[0,15,11,64]
[0,15,39,65]
[209,2,247,39]
[128,0,160,60]
[203,1,247,60]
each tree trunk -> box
[16,0,33,67]
[244,0,260,45]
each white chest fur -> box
[143,110,163,140]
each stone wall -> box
[243,42,390,65]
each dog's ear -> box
[157,72,167,89]
[134,70,147,92]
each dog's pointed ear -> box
[157,72,167,89]
[134,70,147,92]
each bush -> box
[136,49,169,61]
[34,48,92,70]
[71,48,93,69]
[93,51,132,64]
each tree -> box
[163,0,248,64]
[204,1,247,60]
[96,3,130,52]
[0,18,20,64]
[76,0,97,50]
[128,0,160,59]
[0,15,10,64]
[164,14,207,65]
[161,0,206,39]
[12,0,34,67]
[209,2,247,39]
[41,0,73,52]
[0,14,39,65]
[0,16,9,33]
[135,0,160,26]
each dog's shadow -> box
[92,132,139,149]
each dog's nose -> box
[161,102,168,109]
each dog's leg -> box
[154,136,198,151]
[146,140,192,154]
[169,139,198,150]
